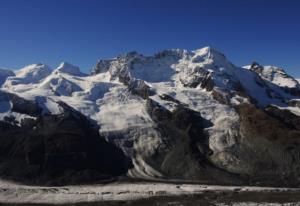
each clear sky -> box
[0,0,300,77]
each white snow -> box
[260,66,299,88]
[55,62,87,76]
[96,86,153,132]
[4,63,52,86]
[192,46,236,75]
[235,68,283,107]
[243,65,299,89]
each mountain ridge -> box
[1,47,300,186]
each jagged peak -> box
[248,62,299,89]
[117,51,142,59]
[153,48,187,59]
[191,47,236,75]
[57,62,78,69]
[193,46,226,58]
[1,63,52,86]
[250,61,287,74]
[91,47,231,74]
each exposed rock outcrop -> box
[143,99,242,184]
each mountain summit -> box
[55,62,87,76]
[0,47,300,186]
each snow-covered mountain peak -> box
[248,62,299,89]
[55,62,86,76]
[15,63,51,78]
[91,47,239,86]
[1,47,298,113]
[193,46,226,62]
[192,47,236,73]
[193,46,220,56]
[3,63,52,88]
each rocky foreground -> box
[0,180,300,205]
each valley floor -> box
[0,180,300,205]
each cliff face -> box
[1,47,300,186]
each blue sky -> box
[0,0,300,76]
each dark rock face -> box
[200,74,214,91]
[211,90,230,105]
[179,66,214,89]
[128,79,150,99]
[0,101,131,186]
[91,60,108,75]
[265,105,300,130]
[144,94,300,186]
[0,91,42,117]
[144,99,242,184]
[288,99,300,108]
[249,62,264,73]
[232,104,300,186]
[283,87,300,97]
[95,58,151,99]
[10,95,42,116]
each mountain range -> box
[0,47,300,186]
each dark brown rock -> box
[0,101,131,185]
[128,79,150,99]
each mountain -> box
[54,62,87,77]
[1,47,300,186]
